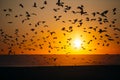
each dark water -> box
[0,54,120,66]
[0,55,120,79]
[0,66,120,79]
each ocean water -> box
[0,54,120,66]
[0,54,120,79]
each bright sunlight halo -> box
[73,39,82,49]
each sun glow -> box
[73,38,82,49]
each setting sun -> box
[73,38,82,49]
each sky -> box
[0,0,120,55]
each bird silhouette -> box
[3,9,7,12]
[53,8,60,12]
[44,0,47,5]
[100,10,108,17]
[26,11,30,17]
[113,8,117,15]
[8,22,13,24]
[40,6,45,9]
[98,29,107,33]
[19,4,24,8]
[33,2,37,7]
[92,12,96,17]
[8,8,12,12]
[56,0,64,7]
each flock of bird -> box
[0,0,120,55]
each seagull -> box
[8,22,13,24]
[44,0,47,5]
[40,6,45,9]
[33,2,37,7]
[100,10,108,17]
[56,0,61,5]
[56,0,64,7]
[3,9,7,12]
[98,29,107,33]
[6,14,10,16]
[92,12,96,17]
[19,4,24,8]
[26,11,30,17]
[53,8,60,12]
[113,8,117,15]
[8,8,12,12]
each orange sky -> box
[0,0,120,55]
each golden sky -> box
[0,0,120,55]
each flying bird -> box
[100,10,108,17]
[19,4,24,8]
[44,0,47,5]
[33,2,37,7]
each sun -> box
[73,38,82,49]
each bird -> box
[50,31,55,35]
[31,13,37,16]
[86,17,90,21]
[54,15,62,21]
[8,8,12,12]
[26,11,30,17]
[61,27,65,31]
[44,0,47,5]
[3,9,7,12]
[72,11,77,14]
[15,15,18,18]
[114,28,120,31]
[53,8,60,12]
[92,12,96,17]
[98,29,107,33]
[105,34,110,37]
[40,6,45,9]
[88,40,92,44]
[64,5,71,12]
[56,0,61,5]
[33,2,37,7]
[31,28,35,31]
[100,10,108,17]
[113,8,117,15]
[108,38,114,41]
[56,0,64,7]
[19,4,24,8]
[77,5,88,15]
[113,8,116,12]
[106,43,110,47]
[6,14,10,16]
[8,22,13,24]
